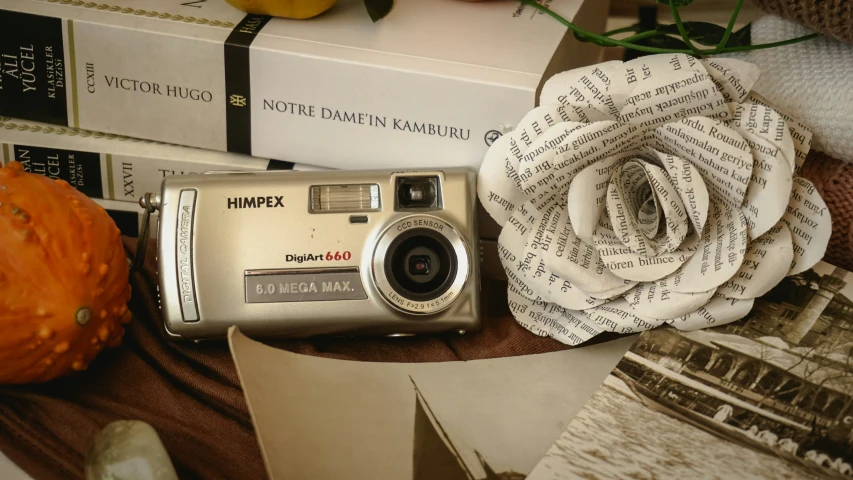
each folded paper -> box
[478,53,832,346]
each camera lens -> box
[385,228,456,301]
[408,254,431,277]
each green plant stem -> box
[622,30,669,43]
[520,0,695,54]
[601,24,639,37]
[716,0,743,52]
[716,32,821,53]
[520,0,820,57]
[668,0,703,56]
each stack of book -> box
[0,0,608,237]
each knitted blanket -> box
[723,14,853,163]
[752,0,853,42]
[722,15,853,162]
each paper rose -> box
[478,53,831,346]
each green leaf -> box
[364,0,393,22]
[657,21,750,47]
[654,0,696,6]
[730,23,751,47]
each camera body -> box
[154,167,481,340]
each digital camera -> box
[150,167,481,340]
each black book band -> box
[224,14,272,156]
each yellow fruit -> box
[226,0,337,19]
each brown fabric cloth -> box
[752,0,853,43]
[0,236,611,480]
[799,149,853,272]
[1,147,851,480]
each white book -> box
[0,0,607,170]
[0,116,324,205]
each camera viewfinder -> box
[396,175,442,211]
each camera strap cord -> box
[130,192,160,273]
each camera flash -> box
[310,184,381,213]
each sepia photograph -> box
[227,326,637,480]
[529,261,853,480]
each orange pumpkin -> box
[0,161,132,385]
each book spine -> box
[0,1,534,170]
[0,138,313,204]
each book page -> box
[747,92,813,174]
[667,201,749,294]
[654,116,753,210]
[716,221,794,299]
[497,201,544,302]
[542,198,637,298]
[585,298,666,334]
[592,216,697,282]
[523,200,608,310]
[781,177,831,275]
[623,278,716,320]
[507,283,602,346]
[608,54,730,124]
[479,49,829,346]
[539,61,622,123]
[668,294,755,331]
[478,105,571,226]
[699,57,760,106]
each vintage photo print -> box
[529,261,853,480]
[227,326,636,480]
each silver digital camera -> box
[150,167,481,340]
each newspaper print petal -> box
[700,57,760,106]
[636,189,662,239]
[747,92,813,174]
[667,295,755,331]
[617,66,731,126]
[539,60,622,122]
[654,116,753,209]
[671,296,754,331]
[523,199,606,309]
[478,105,575,225]
[586,298,667,334]
[593,216,696,282]
[606,161,661,257]
[649,148,709,235]
[507,283,602,346]
[515,121,585,208]
[542,204,637,295]
[478,135,523,226]
[623,278,717,320]
[667,201,749,293]
[609,53,706,115]
[781,177,831,275]
[498,202,543,302]
[527,258,608,310]
[733,130,794,240]
[566,155,625,244]
[717,221,794,299]
[586,282,641,301]
[525,122,650,212]
[730,101,796,174]
[639,162,690,253]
